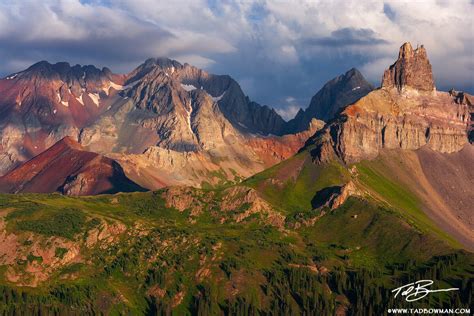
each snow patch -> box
[88,93,100,107]
[53,109,57,114]
[181,84,197,92]
[109,81,123,90]
[186,104,193,134]
[6,74,18,80]
[102,81,124,95]
[212,91,226,102]
[237,121,247,128]
[61,100,69,107]
[76,94,84,106]
[123,80,140,89]
[351,86,361,91]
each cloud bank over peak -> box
[0,0,472,119]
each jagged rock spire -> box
[381,42,435,91]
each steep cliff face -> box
[309,42,470,163]
[286,68,373,132]
[450,90,474,143]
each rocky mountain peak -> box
[285,67,373,133]
[381,42,435,91]
[126,57,183,83]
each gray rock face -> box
[126,58,287,136]
[285,68,373,133]
[180,64,287,136]
[449,90,474,143]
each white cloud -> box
[360,57,395,85]
[285,96,296,103]
[276,96,303,120]
[276,104,301,121]
[172,54,216,69]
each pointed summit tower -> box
[381,42,435,91]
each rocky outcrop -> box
[312,181,361,210]
[382,42,435,91]
[449,89,474,143]
[219,186,286,227]
[0,137,144,195]
[286,68,373,132]
[160,185,285,227]
[309,42,470,163]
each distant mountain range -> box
[0,55,373,190]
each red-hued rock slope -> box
[0,137,144,195]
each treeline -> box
[1,252,470,315]
[180,252,472,315]
[330,253,472,315]
[0,284,100,315]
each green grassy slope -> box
[245,152,350,213]
[0,152,471,314]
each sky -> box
[0,0,472,120]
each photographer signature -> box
[392,280,459,302]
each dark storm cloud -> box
[0,28,175,74]
[383,3,397,21]
[304,28,388,47]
